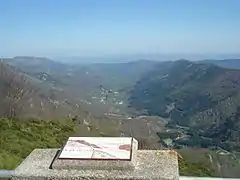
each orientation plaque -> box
[58,137,133,160]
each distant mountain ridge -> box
[200,59,240,69]
[4,56,67,74]
[3,56,240,126]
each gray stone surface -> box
[12,149,179,180]
[52,138,139,171]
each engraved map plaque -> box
[58,137,133,160]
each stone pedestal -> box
[12,137,179,180]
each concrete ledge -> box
[12,148,179,180]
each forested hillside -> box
[129,60,240,150]
[0,62,86,119]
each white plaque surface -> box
[59,137,133,160]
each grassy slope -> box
[178,148,240,178]
[178,157,213,177]
[0,117,123,170]
[0,118,77,169]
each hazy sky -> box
[1,0,239,57]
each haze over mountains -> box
[201,59,240,69]
[56,54,240,64]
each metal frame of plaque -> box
[58,137,134,161]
